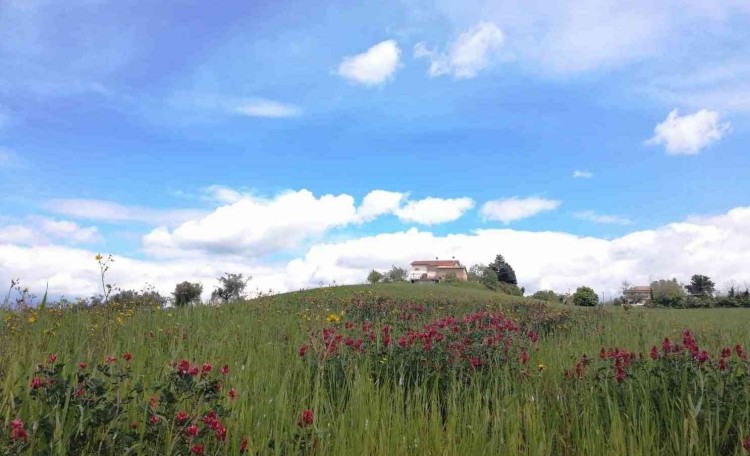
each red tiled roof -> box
[627,286,651,292]
[410,260,460,267]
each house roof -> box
[626,286,651,292]
[410,260,460,267]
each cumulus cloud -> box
[234,99,301,118]
[394,197,475,225]
[7,205,750,302]
[0,217,100,245]
[414,22,504,79]
[573,170,593,178]
[337,40,402,86]
[574,210,632,225]
[357,190,406,222]
[142,189,360,257]
[646,109,730,155]
[45,199,205,226]
[480,197,561,224]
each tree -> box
[480,267,501,291]
[488,254,517,285]
[367,270,384,284]
[384,265,407,282]
[467,264,486,282]
[531,290,561,303]
[685,274,715,297]
[650,278,686,307]
[173,282,203,307]
[572,286,599,307]
[211,273,250,304]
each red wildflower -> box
[228,388,237,400]
[190,443,205,455]
[520,351,530,364]
[599,347,607,360]
[130,421,140,429]
[742,435,750,453]
[240,436,250,453]
[186,424,199,438]
[297,409,314,428]
[298,344,309,357]
[662,338,673,354]
[77,362,88,370]
[615,367,627,383]
[30,376,45,390]
[650,346,659,360]
[148,415,160,425]
[175,411,189,423]
[188,366,200,376]
[527,331,539,343]
[221,364,230,375]
[176,359,191,375]
[736,345,747,360]
[104,356,117,364]
[149,395,158,409]
[214,424,227,441]
[695,351,709,364]
[9,418,28,441]
[720,358,729,371]
[123,352,133,362]
[470,357,483,369]
[201,363,212,374]
[47,353,57,364]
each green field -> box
[2,283,750,455]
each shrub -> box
[480,267,501,290]
[572,286,598,307]
[384,265,407,282]
[366,270,384,284]
[173,281,203,307]
[497,282,523,296]
[211,273,249,304]
[531,290,561,303]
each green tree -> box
[531,290,561,303]
[367,270,384,284]
[467,264,486,282]
[572,286,599,307]
[650,278,686,307]
[211,273,250,304]
[488,254,517,285]
[384,265,408,282]
[172,281,203,307]
[685,274,715,297]
[480,267,501,290]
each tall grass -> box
[1,285,749,455]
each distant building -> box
[409,258,468,282]
[624,286,651,304]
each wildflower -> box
[240,436,250,453]
[186,424,200,438]
[123,352,133,362]
[95,254,103,261]
[538,363,546,372]
[721,347,732,359]
[9,418,28,441]
[130,421,140,429]
[228,388,237,400]
[149,396,159,409]
[743,435,750,453]
[77,362,88,370]
[214,424,227,441]
[104,355,117,364]
[720,358,729,371]
[220,364,230,375]
[297,409,314,428]
[736,345,747,360]
[149,415,160,425]
[695,351,709,364]
[470,357,483,369]
[176,359,191,375]
[47,353,57,364]
[326,313,341,324]
[190,443,205,455]
[188,366,200,376]
[615,367,627,383]
[650,346,659,360]
[175,411,189,423]
[202,363,213,374]
[30,377,45,390]
[298,344,309,357]
[520,350,530,364]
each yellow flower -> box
[538,363,546,371]
[326,313,342,324]
[27,315,37,324]
[95,253,103,261]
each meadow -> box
[2,283,750,455]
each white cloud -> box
[234,99,301,118]
[337,40,402,86]
[0,148,18,167]
[480,197,561,224]
[394,197,475,225]
[5,206,750,302]
[0,217,100,245]
[646,109,730,155]
[573,170,593,178]
[143,189,360,257]
[357,190,406,222]
[414,22,504,78]
[202,185,249,204]
[45,199,205,226]
[574,210,632,225]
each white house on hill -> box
[409,258,468,282]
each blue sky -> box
[2,0,750,299]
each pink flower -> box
[721,347,732,359]
[228,388,237,400]
[202,363,212,374]
[220,364,230,375]
[695,351,709,364]
[47,353,57,364]
[298,344,309,357]
[214,424,227,441]
[186,424,199,438]
[123,352,133,362]
[742,435,750,453]
[104,356,117,364]
[190,443,205,455]
[240,436,250,453]
[650,346,659,360]
[175,411,189,423]
[77,362,88,370]
[188,366,200,377]
[9,418,28,441]
[520,351,530,364]
[149,396,158,409]
[30,377,45,390]
[148,415,160,425]
[297,409,314,427]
